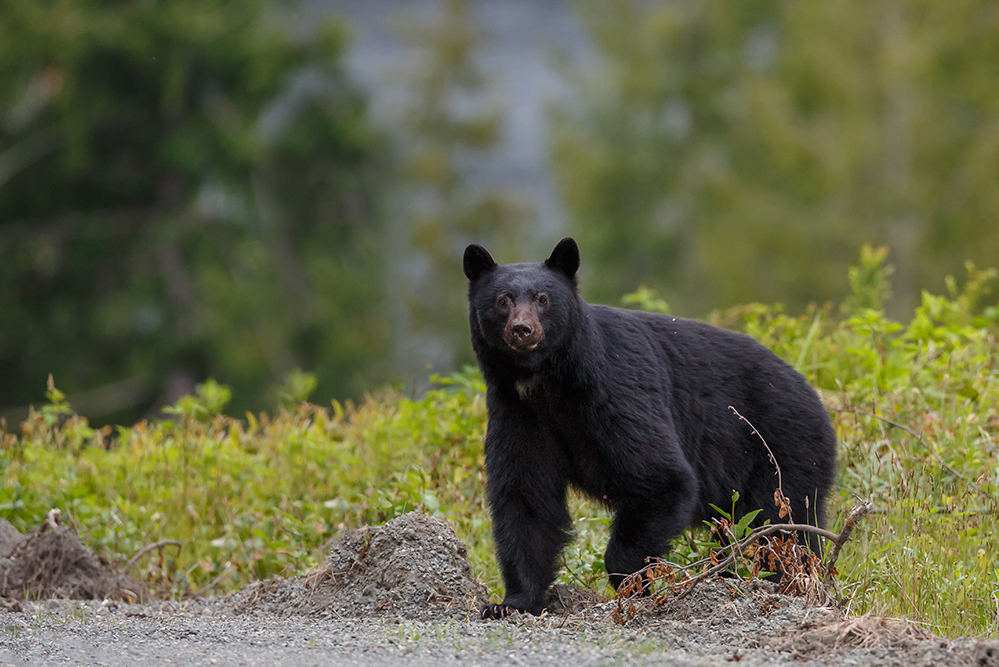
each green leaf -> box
[957,385,980,401]
[734,509,763,538]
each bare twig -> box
[126,540,184,573]
[729,406,783,490]
[729,406,793,522]
[672,523,836,598]
[613,522,839,587]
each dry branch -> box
[126,540,184,573]
[821,501,873,586]
[614,500,873,619]
[728,406,793,521]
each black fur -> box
[464,238,837,618]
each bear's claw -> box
[480,603,518,620]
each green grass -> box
[2,248,997,638]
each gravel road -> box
[0,513,992,666]
[0,593,987,667]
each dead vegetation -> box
[612,494,873,623]
[0,513,145,603]
[774,613,935,661]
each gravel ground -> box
[0,593,987,667]
[0,513,993,666]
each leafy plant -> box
[706,491,768,580]
[621,286,671,314]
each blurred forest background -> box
[2,0,998,425]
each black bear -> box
[464,238,837,620]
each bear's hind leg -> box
[604,477,697,592]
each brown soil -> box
[225,512,487,620]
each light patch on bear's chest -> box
[515,376,539,400]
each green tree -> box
[390,0,530,376]
[0,0,388,423]
[553,0,999,316]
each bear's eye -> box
[538,294,548,306]
[497,296,509,308]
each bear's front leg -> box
[483,487,571,619]
[481,423,572,619]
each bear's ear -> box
[545,237,579,279]
[463,244,497,282]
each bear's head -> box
[463,238,580,363]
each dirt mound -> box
[606,576,801,627]
[0,523,145,602]
[0,519,25,557]
[650,576,804,622]
[226,512,487,620]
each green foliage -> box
[847,244,894,312]
[2,249,998,637]
[0,0,388,424]
[1,374,491,598]
[554,0,999,316]
[558,496,611,589]
[162,379,232,424]
[621,286,671,314]
[705,490,769,580]
[272,368,319,410]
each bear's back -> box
[586,303,836,496]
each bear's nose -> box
[510,322,533,341]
